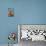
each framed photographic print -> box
[18,24,46,41]
[8,8,14,17]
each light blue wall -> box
[0,0,46,44]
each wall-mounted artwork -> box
[8,8,14,17]
[18,24,46,42]
[8,32,17,46]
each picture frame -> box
[8,8,14,17]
